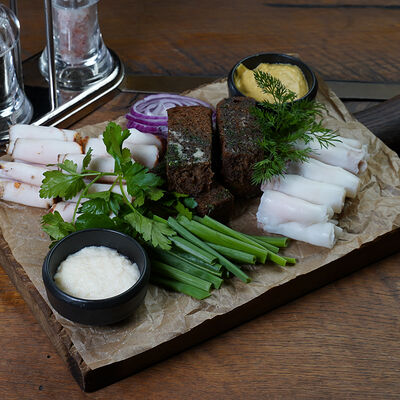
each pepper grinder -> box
[39,0,115,97]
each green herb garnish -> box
[40,122,197,249]
[251,70,340,184]
[38,122,297,299]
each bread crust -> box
[166,106,214,195]
[216,97,263,198]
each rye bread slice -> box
[166,106,214,195]
[194,183,234,222]
[216,97,263,198]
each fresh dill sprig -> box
[251,70,340,184]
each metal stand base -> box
[22,48,124,128]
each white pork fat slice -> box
[261,174,346,213]
[0,178,53,208]
[58,153,86,173]
[10,138,83,164]
[314,131,363,150]
[84,138,108,157]
[7,124,79,153]
[12,160,58,170]
[50,201,78,222]
[85,138,159,169]
[50,201,116,223]
[0,161,49,187]
[258,220,340,249]
[286,158,360,198]
[336,136,362,149]
[130,144,159,169]
[320,133,369,165]
[256,189,334,227]
[98,128,164,151]
[293,136,367,174]
[58,153,116,182]
[126,128,164,151]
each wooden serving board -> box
[0,87,399,392]
[1,228,399,391]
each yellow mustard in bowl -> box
[234,62,309,103]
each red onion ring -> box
[126,120,168,136]
[126,113,166,126]
[125,93,215,138]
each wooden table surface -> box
[1,0,400,398]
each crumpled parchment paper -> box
[0,79,399,370]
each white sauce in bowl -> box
[54,246,140,300]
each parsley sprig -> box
[251,70,340,184]
[40,122,196,249]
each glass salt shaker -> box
[39,0,114,91]
[0,4,32,140]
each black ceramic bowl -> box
[42,229,150,326]
[227,53,318,103]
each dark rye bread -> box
[166,105,214,195]
[194,183,234,222]
[216,97,264,198]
